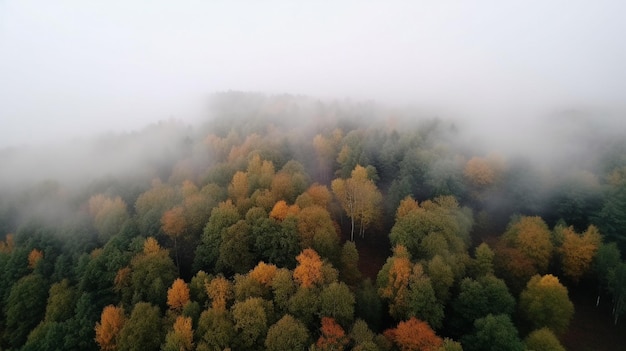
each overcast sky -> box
[1,1,625,148]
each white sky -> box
[1,1,625,147]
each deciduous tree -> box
[167,278,190,312]
[265,314,309,351]
[519,274,574,334]
[95,305,125,351]
[294,248,324,288]
[385,317,443,351]
[559,225,601,283]
[162,316,194,351]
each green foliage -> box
[524,328,566,351]
[461,314,524,351]
[231,297,270,350]
[265,314,310,351]
[4,274,49,348]
[319,282,355,327]
[118,302,163,351]
[519,274,574,334]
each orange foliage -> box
[250,261,278,286]
[28,248,43,269]
[167,278,190,311]
[114,267,132,292]
[161,206,187,238]
[294,249,323,288]
[95,305,125,351]
[385,317,443,351]
[396,196,420,220]
[206,276,232,311]
[269,200,290,221]
[316,317,348,351]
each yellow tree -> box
[167,278,190,312]
[559,225,601,283]
[206,275,233,311]
[331,165,382,241]
[95,305,125,351]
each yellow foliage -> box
[206,276,233,311]
[560,225,601,283]
[143,237,162,255]
[250,262,278,286]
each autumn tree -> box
[559,225,601,283]
[297,205,340,262]
[316,317,348,351]
[377,245,413,320]
[95,305,125,351]
[167,278,190,312]
[265,314,310,351]
[502,216,553,273]
[294,248,324,288]
[385,317,443,351]
[519,274,574,334]
[331,164,382,241]
[206,275,233,311]
[162,316,194,351]
[27,248,43,269]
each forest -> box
[1,92,626,351]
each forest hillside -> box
[1,92,626,351]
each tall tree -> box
[94,305,125,351]
[331,165,382,241]
[294,248,324,288]
[461,314,524,351]
[167,278,190,312]
[117,302,163,351]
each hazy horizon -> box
[2,1,626,148]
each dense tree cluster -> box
[0,93,625,350]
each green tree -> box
[594,242,621,306]
[461,314,524,351]
[4,273,49,348]
[196,308,234,351]
[524,328,565,351]
[449,275,515,337]
[264,314,309,351]
[194,200,240,272]
[339,241,362,286]
[129,238,177,308]
[117,302,163,351]
[44,279,76,322]
[231,297,270,350]
[471,243,494,277]
[319,282,355,327]
[519,274,574,333]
